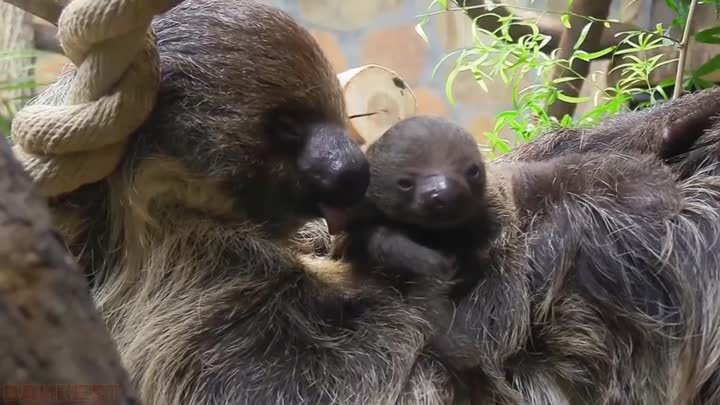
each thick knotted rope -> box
[10,0,180,197]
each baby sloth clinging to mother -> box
[331,115,506,371]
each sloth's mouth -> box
[318,204,350,235]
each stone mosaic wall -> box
[33,0,627,145]
[272,0,523,143]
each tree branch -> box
[1,0,68,26]
[673,0,700,99]
[548,0,612,119]
[0,134,140,404]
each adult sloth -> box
[444,88,720,405]
[35,0,720,404]
[46,1,452,404]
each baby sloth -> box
[332,115,503,368]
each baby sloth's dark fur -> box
[331,116,505,386]
[334,116,500,300]
[31,0,720,402]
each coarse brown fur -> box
[328,105,720,405]
[461,88,720,405]
[330,116,525,404]
[28,0,720,403]
[481,152,720,405]
[40,1,456,404]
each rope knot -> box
[11,0,180,197]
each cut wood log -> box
[337,64,416,149]
[0,134,140,405]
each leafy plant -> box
[667,0,720,30]
[417,0,719,157]
[0,48,46,136]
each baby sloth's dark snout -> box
[297,124,370,208]
[418,175,470,216]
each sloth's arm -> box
[366,225,455,278]
[164,231,431,405]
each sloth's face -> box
[392,165,483,228]
[369,160,487,230]
[255,104,370,235]
[365,117,487,230]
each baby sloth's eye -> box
[466,164,482,179]
[397,178,414,191]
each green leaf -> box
[498,65,510,85]
[546,90,558,106]
[492,137,512,154]
[695,26,720,44]
[0,114,10,137]
[0,80,38,92]
[561,14,571,29]
[551,76,583,84]
[414,19,430,43]
[475,76,489,92]
[694,54,720,78]
[653,85,670,100]
[613,46,642,56]
[427,0,440,8]
[656,77,677,88]
[444,66,461,105]
[690,77,716,90]
[560,114,574,127]
[495,110,519,123]
[593,89,604,106]
[574,21,593,50]
[670,0,691,30]
[575,46,615,61]
[528,100,551,122]
[437,0,448,9]
[622,54,644,64]
[0,49,49,60]
[557,92,591,103]
[430,48,466,78]
[537,33,553,50]
[471,14,501,44]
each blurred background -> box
[3,0,720,145]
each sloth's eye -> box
[466,164,481,179]
[397,178,414,191]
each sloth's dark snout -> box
[298,124,370,208]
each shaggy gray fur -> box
[30,0,720,403]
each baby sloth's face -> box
[385,149,486,228]
[365,116,487,230]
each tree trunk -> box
[547,0,612,120]
[0,134,140,404]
